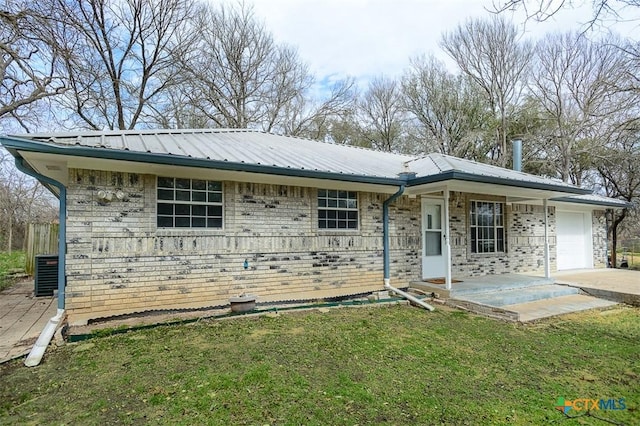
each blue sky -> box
[251,0,640,91]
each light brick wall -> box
[448,193,607,276]
[592,210,607,268]
[64,169,421,322]
[63,169,608,322]
[448,193,557,276]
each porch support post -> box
[383,185,405,285]
[543,198,551,279]
[444,188,452,290]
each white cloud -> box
[252,0,486,80]
[250,0,639,87]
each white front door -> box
[422,199,446,279]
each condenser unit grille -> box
[35,255,58,297]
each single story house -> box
[0,129,627,324]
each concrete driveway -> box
[554,269,640,306]
[0,280,57,363]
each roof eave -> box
[551,196,631,209]
[0,135,405,187]
[407,170,591,196]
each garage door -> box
[556,211,592,270]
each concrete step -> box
[504,294,618,322]
[448,276,555,296]
[455,284,580,307]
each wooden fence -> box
[25,223,59,275]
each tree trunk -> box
[610,209,627,268]
[8,213,12,254]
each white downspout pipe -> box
[24,309,65,367]
[14,157,67,367]
[382,181,434,312]
[384,281,435,311]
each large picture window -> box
[470,201,504,253]
[157,177,223,228]
[318,189,358,230]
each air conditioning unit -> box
[35,255,58,297]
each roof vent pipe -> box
[397,162,417,180]
[512,139,522,172]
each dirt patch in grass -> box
[1,304,638,425]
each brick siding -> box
[64,170,421,322]
[64,169,607,322]
[448,194,557,276]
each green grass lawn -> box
[1,305,638,425]
[0,250,25,291]
[619,252,640,270]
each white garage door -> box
[556,211,593,270]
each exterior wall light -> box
[97,190,113,202]
[97,190,127,202]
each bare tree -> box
[616,40,640,101]
[440,16,533,165]
[0,3,66,126]
[402,55,492,159]
[318,109,363,147]
[492,0,640,26]
[0,148,57,252]
[39,0,194,130]
[172,2,307,130]
[278,77,357,139]
[147,86,212,129]
[357,76,407,152]
[597,128,640,267]
[528,32,633,184]
[163,2,356,137]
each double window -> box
[318,189,358,229]
[157,177,223,228]
[470,201,504,253]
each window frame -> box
[317,189,359,230]
[156,177,224,229]
[469,200,505,254]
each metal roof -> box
[1,128,606,199]
[407,153,576,189]
[551,194,632,208]
[16,128,414,180]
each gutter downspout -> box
[383,184,435,312]
[14,157,66,367]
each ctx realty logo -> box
[555,397,626,414]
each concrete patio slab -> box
[453,284,579,307]
[421,272,624,322]
[503,294,618,322]
[553,269,640,305]
[411,274,555,298]
[0,280,57,364]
